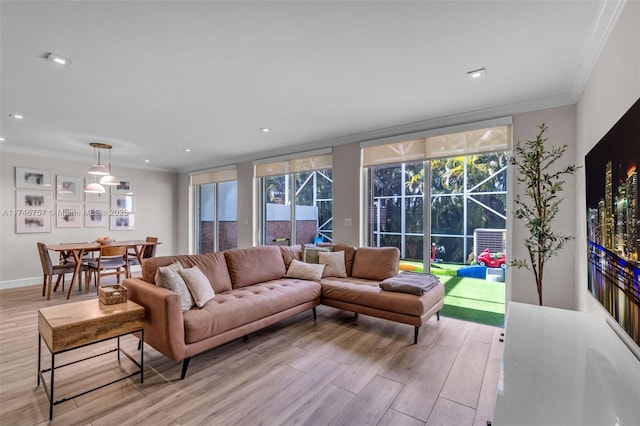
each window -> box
[192,168,237,253]
[256,150,332,246]
[363,120,511,266]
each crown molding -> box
[568,0,626,101]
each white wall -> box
[508,104,578,309]
[0,151,179,288]
[575,1,639,347]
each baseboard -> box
[0,265,142,291]
[0,276,41,290]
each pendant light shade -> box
[85,181,106,193]
[100,175,119,185]
[88,163,109,175]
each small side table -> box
[37,299,145,420]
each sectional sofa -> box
[123,244,444,379]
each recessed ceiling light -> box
[45,52,71,66]
[0,137,4,142]
[8,113,24,119]
[467,68,486,79]
[259,127,271,133]
[144,159,150,163]
[183,148,191,152]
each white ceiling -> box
[0,1,624,173]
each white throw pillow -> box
[155,261,194,311]
[318,251,348,278]
[178,266,215,308]
[285,259,325,281]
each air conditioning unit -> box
[473,228,506,258]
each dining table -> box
[47,240,160,299]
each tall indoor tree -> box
[509,123,579,305]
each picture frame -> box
[56,175,82,201]
[16,189,52,210]
[110,213,135,230]
[85,203,108,228]
[16,213,51,233]
[111,177,135,194]
[56,202,82,228]
[110,194,134,212]
[15,167,51,189]
[15,189,52,233]
[84,178,109,202]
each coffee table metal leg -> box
[37,334,41,386]
[49,353,55,420]
[140,330,144,383]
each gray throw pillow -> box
[302,245,332,264]
[179,266,215,308]
[155,261,194,311]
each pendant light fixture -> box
[99,144,119,186]
[87,142,110,175]
[84,142,113,193]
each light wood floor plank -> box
[330,375,404,426]
[439,338,491,408]
[425,398,476,426]
[0,283,502,425]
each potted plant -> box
[509,123,579,305]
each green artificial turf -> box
[438,275,505,327]
[399,260,505,327]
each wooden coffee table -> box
[37,299,145,420]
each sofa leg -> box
[180,357,191,380]
[437,311,440,321]
[414,326,419,344]
[354,312,359,319]
[312,307,317,321]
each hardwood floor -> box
[0,279,503,425]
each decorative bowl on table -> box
[96,236,114,244]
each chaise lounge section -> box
[124,244,444,378]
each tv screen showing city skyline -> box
[585,97,639,348]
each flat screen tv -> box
[585,97,639,348]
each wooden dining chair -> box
[87,245,130,288]
[55,242,93,293]
[37,242,84,300]
[127,236,158,266]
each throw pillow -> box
[302,245,332,264]
[155,261,194,311]
[318,251,348,278]
[178,266,215,308]
[285,259,325,281]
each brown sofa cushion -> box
[280,245,302,268]
[351,247,400,281]
[224,246,287,289]
[321,277,444,317]
[142,252,232,293]
[183,279,321,343]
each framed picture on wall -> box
[111,177,135,194]
[85,203,108,228]
[110,194,134,212]
[56,202,82,228]
[84,178,109,202]
[16,213,51,233]
[110,213,135,230]
[15,189,52,233]
[56,175,82,201]
[16,189,51,210]
[15,167,51,189]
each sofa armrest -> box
[123,278,187,362]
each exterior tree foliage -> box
[509,123,578,305]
